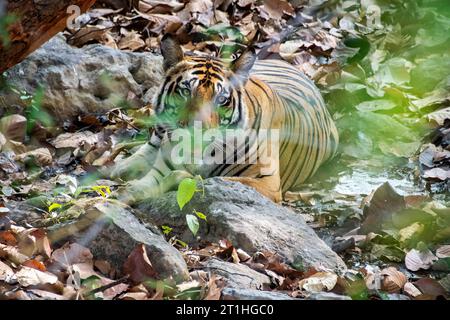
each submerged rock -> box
[137,178,347,272]
[1,34,163,121]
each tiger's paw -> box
[110,143,157,181]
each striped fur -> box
[115,40,338,203]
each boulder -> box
[1,34,163,122]
[46,198,189,282]
[137,178,347,272]
[202,258,271,290]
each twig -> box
[84,275,130,297]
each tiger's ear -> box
[230,48,257,84]
[161,34,183,71]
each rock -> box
[46,198,189,282]
[137,178,347,272]
[221,288,296,300]
[203,258,270,290]
[1,34,163,122]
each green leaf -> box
[176,239,188,248]
[161,225,173,235]
[177,178,197,210]
[186,214,199,236]
[91,186,111,198]
[355,99,397,112]
[194,210,207,221]
[48,203,62,212]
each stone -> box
[1,34,163,122]
[46,198,189,282]
[221,288,296,300]
[203,258,271,290]
[137,178,347,272]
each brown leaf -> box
[413,278,447,299]
[94,260,112,276]
[0,114,27,142]
[118,30,146,51]
[67,26,110,47]
[26,289,66,300]
[16,266,58,287]
[51,131,98,149]
[259,0,294,20]
[123,244,158,283]
[298,272,338,293]
[0,243,30,264]
[30,229,52,259]
[403,282,422,298]
[380,267,407,293]
[360,182,406,234]
[15,148,53,167]
[120,291,149,300]
[50,243,93,270]
[23,259,47,272]
[436,245,450,259]
[0,260,15,283]
[137,11,183,34]
[204,274,224,300]
[0,231,17,246]
[423,168,450,181]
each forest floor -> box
[0,0,449,300]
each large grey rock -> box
[1,34,163,121]
[137,178,347,272]
[46,198,189,282]
[203,258,271,290]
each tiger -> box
[111,34,339,204]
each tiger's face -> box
[154,35,256,130]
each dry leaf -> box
[16,266,58,287]
[204,275,224,300]
[15,148,53,167]
[50,243,93,271]
[298,272,338,293]
[23,259,47,272]
[123,244,158,283]
[403,282,422,298]
[405,249,438,271]
[51,131,98,149]
[413,278,447,299]
[0,243,30,264]
[380,267,407,293]
[0,231,17,246]
[436,245,450,259]
[0,114,27,142]
[118,30,146,51]
[120,291,149,300]
[0,260,15,283]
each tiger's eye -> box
[216,95,229,105]
[180,88,190,97]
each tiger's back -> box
[246,59,339,192]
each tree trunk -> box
[0,0,96,74]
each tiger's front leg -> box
[110,142,159,181]
[117,169,193,204]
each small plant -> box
[176,176,206,236]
